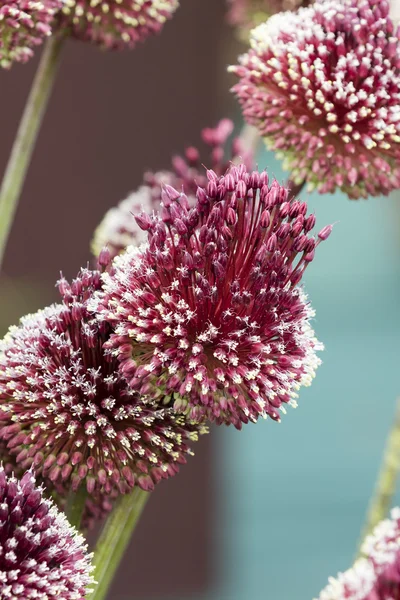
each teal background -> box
[213,146,400,600]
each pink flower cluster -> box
[0,0,63,67]
[0,267,207,498]
[91,164,328,429]
[317,508,400,600]
[230,0,400,198]
[0,468,94,599]
[58,0,179,50]
[0,0,180,67]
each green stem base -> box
[66,485,88,531]
[358,397,400,554]
[88,488,149,600]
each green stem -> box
[358,397,400,554]
[0,33,65,269]
[88,488,149,600]
[65,485,88,531]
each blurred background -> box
[0,1,400,599]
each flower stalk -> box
[287,179,306,201]
[66,485,89,530]
[88,488,149,600]
[358,398,400,552]
[0,33,65,269]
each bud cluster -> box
[317,508,400,600]
[0,267,207,497]
[91,165,328,428]
[58,0,179,49]
[0,468,94,599]
[0,0,63,67]
[230,0,400,198]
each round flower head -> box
[0,437,115,531]
[0,468,94,599]
[317,508,400,600]
[58,0,179,50]
[92,165,328,428]
[92,119,254,260]
[0,1,63,68]
[230,0,400,199]
[0,267,207,495]
[226,0,306,37]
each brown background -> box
[0,0,236,596]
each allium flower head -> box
[92,164,328,428]
[226,0,306,35]
[0,1,63,68]
[317,508,400,600]
[0,468,94,599]
[59,0,179,49]
[0,267,207,495]
[0,437,115,530]
[230,0,400,199]
[92,119,254,260]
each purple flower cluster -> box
[92,119,254,260]
[0,0,63,68]
[0,267,207,497]
[230,0,400,198]
[91,164,328,429]
[0,150,328,567]
[58,0,179,50]
[0,0,180,67]
[317,508,400,600]
[0,468,94,599]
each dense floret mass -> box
[0,0,63,67]
[91,164,328,429]
[0,468,94,599]
[0,268,207,496]
[317,508,400,600]
[58,0,179,49]
[230,0,400,198]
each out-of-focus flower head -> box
[317,507,400,599]
[0,266,208,495]
[0,468,94,599]
[92,119,254,260]
[230,0,400,199]
[58,0,179,49]
[91,164,328,429]
[226,0,306,38]
[0,1,63,68]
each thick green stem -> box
[65,485,88,531]
[0,34,64,269]
[88,488,149,600]
[358,398,400,553]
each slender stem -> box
[0,33,65,269]
[287,178,306,201]
[65,485,88,531]
[88,488,149,600]
[358,398,400,553]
